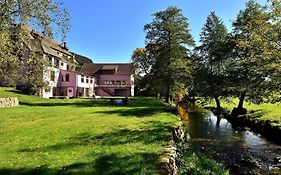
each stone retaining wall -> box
[158,123,186,175]
[0,98,19,108]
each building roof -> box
[81,63,133,76]
[20,25,73,59]
[101,65,118,70]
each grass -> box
[177,142,229,175]
[204,98,281,126]
[0,87,229,175]
[0,87,179,175]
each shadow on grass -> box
[94,107,165,118]
[19,98,166,109]
[70,121,172,146]
[12,120,169,174]
[18,121,173,154]
[19,100,111,108]
[17,143,78,153]
[6,89,28,95]
[0,153,158,175]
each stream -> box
[183,110,281,175]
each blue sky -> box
[64,0,267,63]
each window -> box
[48,56,52,65]
[61,62,64,66]
[66,64,69,70]
[65,74,69,82]
[86,78,89,83]
[104,80,110,85]
[122,81,126,85]
[45,86,51,92]
[68,89,72,93]
[50,71,55,81]
[81,76,84,83]
[54,58,59,68]
[116,81,121,85]
[90,79,93,84]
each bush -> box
[16,82,38,95]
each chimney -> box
[62,42,68,50]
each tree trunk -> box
[214,96,221,110]
[238,91,246,109]
[165,86,170,103]
[165,30,171,104]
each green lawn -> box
[204,98,281,126]
[0,88,179,175]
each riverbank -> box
[176,105,230,175]
[180,103,281,175]
[203,99,281,144]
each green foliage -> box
[0,0,70,87]
[0,30,21,86]
[0,88,178,174]
[0,0,70,40]
[194,11,231,109]
[230,0,281,107]
[177,142,229,175]
[144,6,195,102]
[72,52,93,70]
[131,48,151,76]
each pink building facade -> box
[81,63,134,97]
[56,70,78,98]
[55,70,95,98]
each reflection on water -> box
[183,109,281,175]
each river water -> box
[182,109,281,175]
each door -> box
[67,87,74,97]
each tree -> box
[0,30,20,86]
[231,0,279,111]
[195,11,231,110]
[144,6,194,102]
[72,52,93,71]
[0,0,70,87]
[131,48,152,76]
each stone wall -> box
[158,124,187,175]
[0,98,19,108]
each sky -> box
[64,0,267,63]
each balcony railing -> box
[95,84,131,88]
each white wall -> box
[42,66,60,98]
[77,75,95,97]
[59,62,68,70]
[77,75,94,88]
[131,75,134,97]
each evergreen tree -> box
[144,6,194,102]
[196,11,230,110]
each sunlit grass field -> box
[0,87,230,175]
[0,88,179,174]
